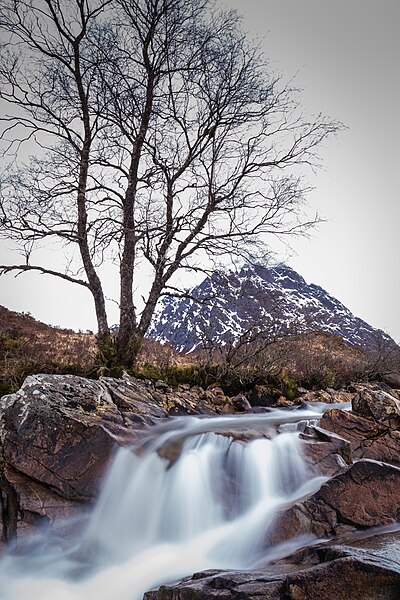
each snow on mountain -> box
[147,264,394,354]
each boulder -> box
[382,371,400,389]
[352,388,400,428]
[230,394,252,412]
[144,569,286,600]
[320,408,400,466]
[300,425,351,477]
[301,389,353,404]
[268,459,400,544]
[0,375,130,502]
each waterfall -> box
[0,406,332,600]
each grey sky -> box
[226,0,400,342]
[0,0,399,342]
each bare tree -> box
[0,0,340,367]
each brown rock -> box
[275,396,292,407]
[209,386,225,397]
[269,459,400,544]
[352,388,400,428]
[0,373,171,544]
[1,466,81,543]
[144,535,400,600]
[301,389,353,404]
[284,555,400,599]
[144,569,285,600]
[382,372,400,389]
[230,394,252,412]
[0,375,128,502]
[300,425,351,477]
[320,408,400,466]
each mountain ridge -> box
[148,264,395,354]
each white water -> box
[0,406,336,600]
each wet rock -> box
[283,555,400,599]
[144,569,285,600]
[268,459,400,544]
[1,466,80,542]
[275,396,294,407]
[320,408,400,466]
[300,425,351,477]
[144,534,400,600]
[157,437,185,464]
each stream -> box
[0,403,348,599]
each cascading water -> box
[0,405,339,600]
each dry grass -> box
[1,305,398,397]
[0,306,97,393]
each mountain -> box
[148,264,395,354]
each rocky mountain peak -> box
[148,264,395,354]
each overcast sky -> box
[226,0,400,342]
[1,0,399,342]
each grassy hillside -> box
[0,306,96,394]
[0,305,397,397]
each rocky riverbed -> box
[0,374,399,599]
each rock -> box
[283,554,400,599]
[177,383,191,392]
[268,459,400,544]
[144,569,286,600]
[157,437,185,464]
[275,396,292,407]
[248,385,276,407]
[300,425,351,477]
[352,388,400,428]
[301,389,354,404]
[0,375,129,503]
[230,394,252,411]
[144,532,400,600]
[382,372,400,389]
[154,380,173,393]
[100,375,168,425]
[348,381,399,399]
[208,386,225,397]
[320,408,400,466]
[0,376,164,542]
[1,466,80,542]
